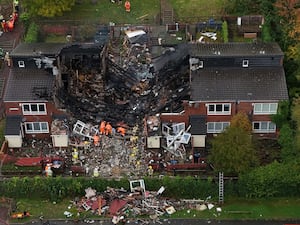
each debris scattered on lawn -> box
[63,180,219,223]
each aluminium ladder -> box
[219,172,224,204]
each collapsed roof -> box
[56,39,191,127]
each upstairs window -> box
[242,59,249,68]
[207,103,231,115]
[18,61,25,68]
[253,103,278,115]
[22,103,47,115]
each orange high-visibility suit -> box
[100,121,106,134]
[105,122,112,135]
[7,20,14,32]
[124,0,130,12]
[117,127,126,136]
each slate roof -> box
[10,43,66,57]
[5,115,22,135]
[190,67,289,101]
[189,115,207,135]
[189,42,283,58]
[4,68,54,102]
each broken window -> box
[72,120,99,139]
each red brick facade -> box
[4,101,66,139]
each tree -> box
[22,0,75,18]
[271,100,290,129]
[230,112,252,133]
[208,114,258,176]
[291,96,300,152]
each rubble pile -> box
[67,121,148,177]
[64,182,220,224]
[51,119,69,135]
[57,27,191,127]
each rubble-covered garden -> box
[3,176,300,223]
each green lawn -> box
[9,197,300,223]
[43,0,225,25]
[55,0,161,24]
[169,0,225,22]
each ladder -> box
[218,172,224,204]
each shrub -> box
[222,21,228,43]
[261,24,273,42]
[24,22,39,43]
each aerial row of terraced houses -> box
[2,28,288,151]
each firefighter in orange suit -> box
[117,127,126,137]
[100,121,106,134]
[124,0,130,12]
[105,122,112,136]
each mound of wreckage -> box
[45,26,196,177]
[63,180,221,224]
[57,26,189,127]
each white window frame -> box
[252,121,276,133]
[242,59,249,67]
[22,103,47,115]
[18,60,25,68]
[25,122,49,134]
[198,60,203,68]
[253,103,278,115]
[207,122,230,133]
[207,103,231,115]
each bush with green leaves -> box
[222,21,228,43]
[238,160,300,198]
[24,22,39,43]
[261,24,273,43]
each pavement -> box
[18,219,300,225]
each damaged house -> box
[3,43,67,148]
[145,42,288,171]
[3,42,108,148]
[185,42,288,139]
[2,28,288,175]
[150,42,288,151]
[2,26,190,151]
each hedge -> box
[1,162,300,202]
[0,176,219,202]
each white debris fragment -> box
[207,203,214,210]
